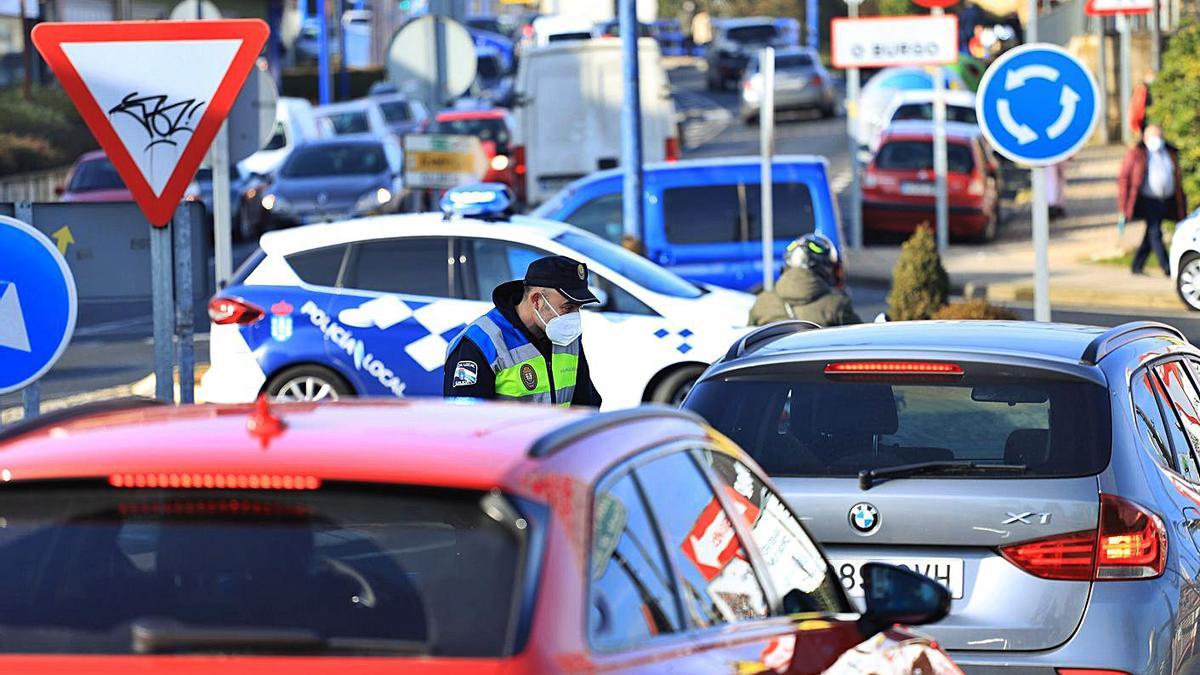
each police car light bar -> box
[440,182,515,220]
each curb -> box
[983,281,1186,312]
[0,364,211,425]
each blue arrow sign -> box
[0,216,77,395]
[977,43,1100,166]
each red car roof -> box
[879,128,976,144]
[0,400,590,493]
[435,109,507,122]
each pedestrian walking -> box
[1117,124,1188,276]
[1130,70,1155,137]
[749,234,861,327]
[1047,159,1068,219]
[444,255,603,407]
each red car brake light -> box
[1058,670,1132,675]
[208,297,264,325]
[110,473,320,490]
[1000,494,1166,581]
[824,361,964,377]
[665,137,680,162]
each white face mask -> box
[534,296,582,346]
[1145,135,1164,152]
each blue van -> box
[531,156,841,291]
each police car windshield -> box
[553,231,704,299]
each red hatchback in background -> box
[58,150,201,205]
[0,399,960,674]
[862,121,1001,242]
[428,109,525,204]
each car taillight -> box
[811,74,824,86]
[1000,495,1166,582]
[824,361,964,377]
[208,297,264,325]
[665,137,680,162]
[513,145,526,175]
[110,473,320,490]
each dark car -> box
[705,17,792,91]
[685,319,1200,673]
[256,137,402,229]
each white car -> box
[872,89,979,152]
[201,192,753,408]
[314,98,392,141]
[1168,208,1200,310]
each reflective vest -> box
[448,307,579,406]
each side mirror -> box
[860,563,950,629]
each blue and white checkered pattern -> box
[653,327,695,354]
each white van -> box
[513,38,679,205]
[238,97,324,178]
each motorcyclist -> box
[748,234,861,327]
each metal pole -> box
[760,46,775,292]
[1027,0,1038,42]
[1097,16,1110,143]
[1118,14,1132,144]
[22,384,39,420]
[318,0,331,104]
[338,0,350,100]
[619,0,645,248]
[150,223,175,403]
[1152,0,1161,71]
[806,0,818,52]
[932,8,948,253]
[174,204,195,405]
[213,121,233,287]
[1031,166,1051,321]
[847,0,862,250]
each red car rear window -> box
[876,140,975,174]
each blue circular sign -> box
[0,216,77,394]
[977,43,1100,167]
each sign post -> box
[844,0,862,250]
[760,47,775,292]
[0,216,78,408]
[977,44,1100,322]
[913,0,961,254]
[1085,0,1152,144]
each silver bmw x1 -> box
[685,319,1200,674]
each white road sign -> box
[831,15,959,69]
[1085,0,1153,15]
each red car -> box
[58,150,201,205]
[428,109,524,203]
[0,399,960,674]
[862,120,1001,242]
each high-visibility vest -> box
[448,307,579,406]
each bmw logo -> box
[849,502,880,534]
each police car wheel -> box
[1178,254,1200,311]
[266,366,351,402]
[650,365,706,406]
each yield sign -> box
[1084,0,1152,14]
[32,20,269,226]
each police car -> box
[200,185,755,409]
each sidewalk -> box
[846,144,1188,313]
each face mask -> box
[535,296,582,346]
[1145,135,1164,152]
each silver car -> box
[685,319,1200,673]
[739,47,836,124]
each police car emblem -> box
[520,364,538,390]
[453,361,478,387]
[270,300,294,342]
[577,264,585,280]
[849,502,880,534]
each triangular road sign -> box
[0,283,31,354]
[1085,0,1152,15]
[32,20,268,226]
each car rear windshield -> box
[892,103,977,125]
[283,144,388,178]
[429,118,510,153]
[0,484,526,656]
[687,367,1111,478]
[876,140,975,174]
[774,53,815,70]
[662,182,816,244]
[727,25,778,43]
[69,158,125,192]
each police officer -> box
[444,255,603,407]
[748,233,861,327]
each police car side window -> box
[564,193,624,244]
[588,274,654,316]
[345,238,453,298]
[589,470,682,651]
[465,239,545,301]
[286,245,349,287]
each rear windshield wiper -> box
[858,460,1027,490]
[132,620,430,655]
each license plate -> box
[900,181,936,196]
[827,557,964,599]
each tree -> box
[1150,20,1200,208]
[887,225,950,320]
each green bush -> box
[1151,20,1200,208]
[887,225,950,321]
[0,133,57,176]
[930,298,1019,320]
[0,87,96,175]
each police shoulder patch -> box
[453,360,479,387]
[520,363,538,390]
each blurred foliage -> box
[930,298,1019,320]
[1151,20,1200,210]
[0,87,96,176]
[887,225,950,321]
